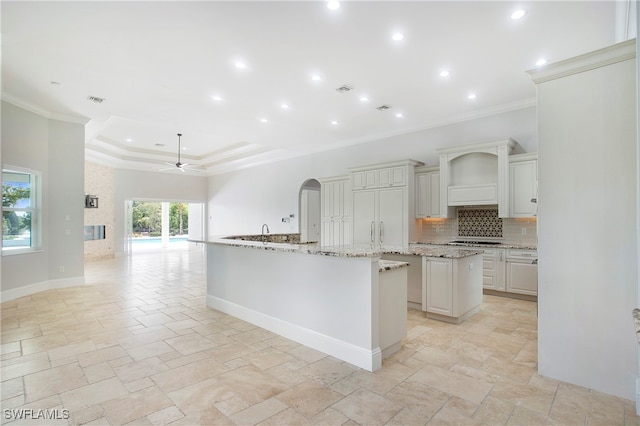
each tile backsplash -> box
[457,208,502,238]
[418,207,537,246]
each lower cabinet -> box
[425,258,453,316]
[423,254,483,324]
[482,248,538,297]
[482,248,506,291]
[505,253,538,296]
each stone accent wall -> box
[84,161,115,261]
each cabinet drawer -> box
[506,249,537,259]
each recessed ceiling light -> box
[281,104,290,109]
[439,70,450,78]
[182,147,187,151]
[311,74,322,81]
[511,10,526,20]
[360,96,369,102]
[536,58,548,66]
[234,61,247,69]
[395,113,404,118]
[468,93,477,100]
[331,120,339,125]
[260,118,268,123]
[212,95,223,101]
[327,1,340,10]
[126,138,133,142]
[392,33,404,41]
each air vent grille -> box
[87,96,106,104]
[335,85,353,93]
[376,104,392,111]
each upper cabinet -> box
[415,166,442,218]
[351,165,406,190]
[509,153,538,218]
[438,138,522,218]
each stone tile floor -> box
[1,245,638,425]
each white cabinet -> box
[415,167,441,218]
[509,154,538,218]
[482,248,506,291]
[353,187,406,246]
[320,176,351,246]
[350,161,421,246]
[505,249,538,296]
[351,166,406,190]
[482,247,538,296]
[438,139,520,218]
[425,258,454,316]
[423,254,483,323]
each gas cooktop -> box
[449,240,502,245]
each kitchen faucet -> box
[261,223,270,241]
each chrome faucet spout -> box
[261,224,270,236]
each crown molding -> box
[1,93,90,125]
[527,39,637,84]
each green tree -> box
[132,201,161,235]
[2,185,30,207]
[169,203,188,235]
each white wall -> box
[1,101,85,300]
[533,41,637,400]
[207,107,537,237]
[113,169,208,256]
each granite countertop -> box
[378,260,410,272]
[413,241,538,250]
[208,237,483,259]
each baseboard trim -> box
[206,295,381,371]
[1,276,85,303]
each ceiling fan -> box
[160,133,198,173]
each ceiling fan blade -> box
[178,166,186,173]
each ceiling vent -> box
[376,104,392,111]
[87,96,106,104]
[335,85,353,93]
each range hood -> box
[438,138,522,217]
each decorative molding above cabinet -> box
[438,138,523,218]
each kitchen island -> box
[206,236,481,371]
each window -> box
[2,167,41,253]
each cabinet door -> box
[415,173,429,218]
[510,160,537,217]
[428,172,441,217]
[321,219,332,246]
[352,170,376,190]
[378,188,405,246]
[352,190,376,244]
[321,183,333,220]
[426,258,453,316]
[482,249,506,291]
[506,260,538,295]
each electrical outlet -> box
[59,266,65,273]
[521,228,527,236]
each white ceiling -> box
[1,1,619,175]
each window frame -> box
[2,165,42,255]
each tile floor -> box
[1,244,639,425]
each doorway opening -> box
[299,179,321,243]
[125,200,205,255]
